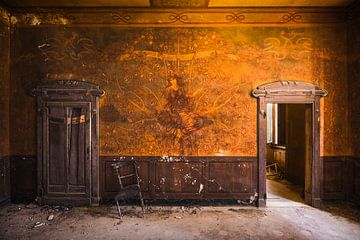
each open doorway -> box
[266,103,312,206]
[252,81,327,207]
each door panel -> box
[68,107,86,187]
[48,106,67,188]
[44,102,91,196]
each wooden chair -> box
[111,160,145,218]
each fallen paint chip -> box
[47,214,54,221]
[34,222,46,228]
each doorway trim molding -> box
[252,81,327,207]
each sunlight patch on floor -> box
[266,179,307,207]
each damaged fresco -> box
[10,26,349,156]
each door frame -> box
[252,81,327,207]
[32,80,105,206]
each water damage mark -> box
[100,105,125,123]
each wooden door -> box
[43,102,91,198]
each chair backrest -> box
[111,160,139,189]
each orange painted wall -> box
[349,9,360,157]
[10,23,350,156]
[0,7,10,157]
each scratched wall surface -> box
[10,25,349,156]
[349,11,360,157]
[0,7,10,156]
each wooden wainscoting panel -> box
[206,157,256,195]
[10,156,37,202]
[348,157,360,202]
[100,156,151,199]
[322,156,346,200]
[100,156,257,200]
[154,160,203,196]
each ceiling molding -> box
[209,0,354,8]
[2,0,356,8]
[10,8,347,27]
[2,0,151,8]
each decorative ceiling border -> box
[10,8,348,27]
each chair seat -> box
[115,184,141,199]
[122,184,140,191]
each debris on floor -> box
[47,214,54,221]
[0,202,359,240]
[237,192,259,206]
[0,200,360,240]
[34,222,46,228]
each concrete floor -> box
[267,178,306,207]
[1,180,360,240]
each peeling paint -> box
[11,13,71,26]
[184,173,193,183]
[38,43,51,49]
[0,7,10,24]
[58,17,70,25]
[10,16,17,25]
[30,15,41,25]
[160,177,166,184]
[159,156,185,162]
[198,183,204,193]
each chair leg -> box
[115,199,122,219]
[138,192,145,217]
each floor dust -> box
[1,180,359,240]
